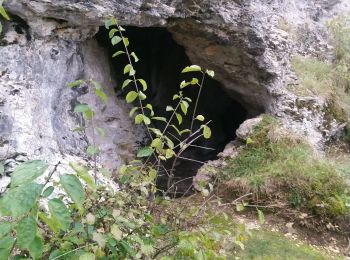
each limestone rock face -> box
[0,0,349,185]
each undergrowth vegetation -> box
[291,16,350,122]
[220,115,350,219]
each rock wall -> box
[0,0,349,186]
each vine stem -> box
[190,72,205,133]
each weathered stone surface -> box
[0,0,349,188]
[236,117,263,141]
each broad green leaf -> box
[164,136,174,149]
[206,70,215,78]
[87,145,99,156]
[180,80,190,89]
[0,6,9,20]
[67,80,84,88]
[166,106,174,112]
[179,129,191,135]
[202,125,212,139]
[16,216,37,250]
[137,79,147,91]
[42,186,54,198]
[0,236,15,260]
[0,222,12,239]
[176,113,183,125]
[126,91,138,103]
[152,117,167,123]
[48,198,72,231]
[11,160,48,187]
[173,94,181,100]
[111,36,122,45]
[109,28,118,39]
[137,147,153,158]
[112,50,125,58]
[182,65,202,73]
[124,64,132,75]
[143,115,151,125]
[131,52,139,62]
[111,225,123,241]
[74,104,90,113]
[28,236,43,259]
[95,89,108,103]
[149,128,162,136]
[105,18,117,29]
[92,232,106,248]
[60,174,85,210]
[165,149,175,159]
[38,212,58,234]
[0,183,43,218]
[129,107,139,117]
[122,79,132,89]
[191,78,199,85]
[196,115,205,121]
[151,138,163,150]
[138,91,147,100]
[123,37,129,47]
[69,162,96,190]
[180,101,189,115]
[79,252,95,260]
[135,114,143,124]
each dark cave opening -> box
[96,26,248,191]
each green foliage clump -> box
[0,0,10,34]
[221,116,350,219]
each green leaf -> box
[131,52,139,62]
[171,124,181,135]
[0,183,43,218]
[49,198,72,231]
[196,115,205,121]
[16,216,37,250]
[90,80,101,90]
[122,79,132,89]
[111,36,122,45]
[180,101,189,115]
[165,149,175,159]
[138,91,147,100]
[92,232,106,248]
[11,160,48,187]
[42,186,54,198]
[28,236,43,259]
[149,128,162,136]
[126,91,138,103]
[0,6,10,20]
[164,136,175,149]
[180,80,190,89]
[151,138,163,150]
[69,162,96,190]
[236,203,244,212]
[143,115,151,125]
[191,78,199,85]
[135,114,144,124]
[152,117,167,123]
[67,80,84,88]
[38,212,58,234]
[182,65,202,73]
[95,89,108,103]
[87,145,99,156]
[0,222,12,239]
[83,109,94,120]
[166,106,174,112]
[176,113,183,125]
[137,79,147,91]
[124,64,132,75]
[206,70,215,78]
[111,224,123,241]
[79,252,95,260]
[105,18,118,29]
[60,174,85,210]
[257,209,265,225]
[123,37,129,47]
[74,103,90,113]
[202,125,212,139]
[109,28,118,39]
[137,147,154,158]
[179,129,191,135]
[129,107,139,117]
[0,236,15,260]
[72,126,86,132]
[112,50,125,58]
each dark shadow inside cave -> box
[96,26,249,193]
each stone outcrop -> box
[0,0,349,189]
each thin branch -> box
[43,161,61,188]
[190,72,205,133]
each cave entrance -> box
[96,26,248,192]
